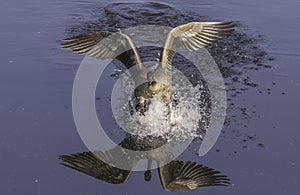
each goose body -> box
[61,22,234,113]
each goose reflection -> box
[61,22,234,113]
[59,135,230,192]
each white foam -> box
[111,68,209,142]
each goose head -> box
[134,80,173,114]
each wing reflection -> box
[158,160,229,192]
[59,136,230,192]
[60,151,134,184]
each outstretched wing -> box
[61,31,147,81]
[158,22,234,72]
[158,160,230,192]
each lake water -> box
[1,0,299,194]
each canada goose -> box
[61,22,234,113]
[59,135,230,192]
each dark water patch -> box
[104,2,184,27]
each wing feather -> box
[61,31,147,81]
[158,160,230,192]
[59,149,137,184]
[159,22,234,72]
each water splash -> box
[112,67,209,142]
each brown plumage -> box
[61,21,234,112]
